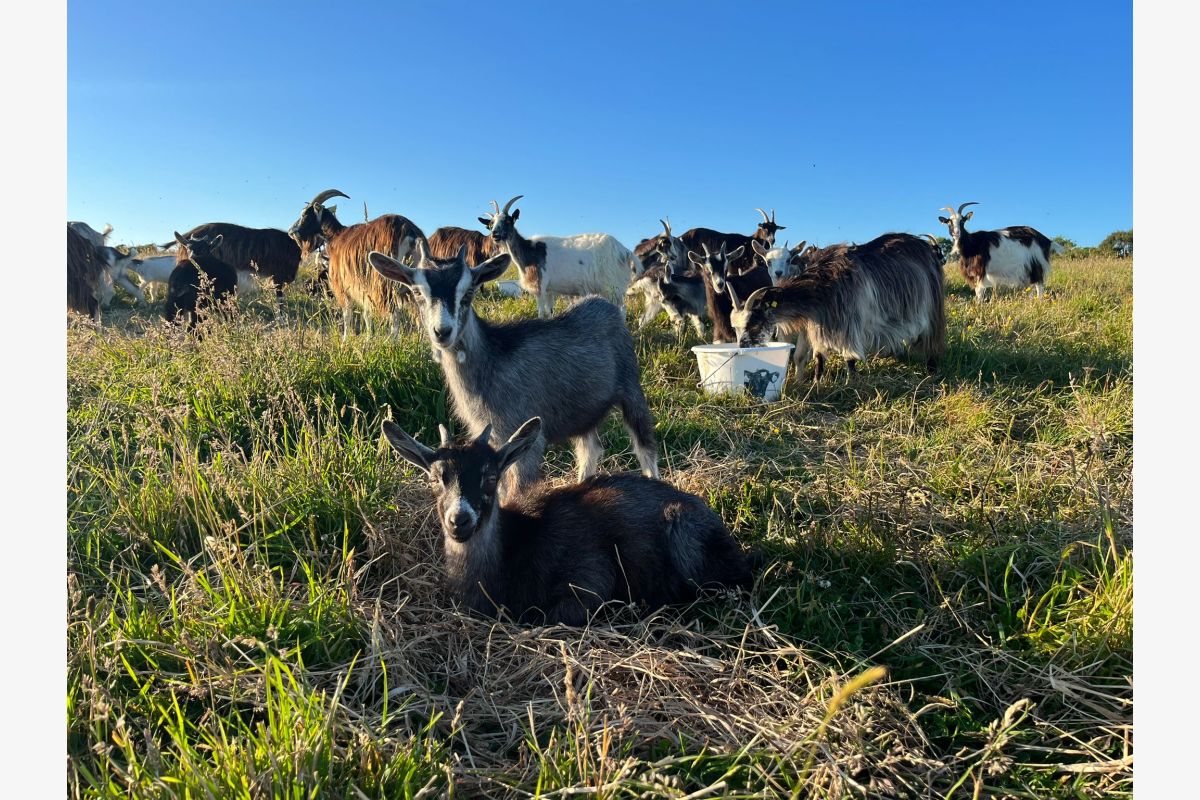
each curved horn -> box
[755,208,770,223]
[501,195,524,215]
[957,201,979,216]
[490,199,500,215]
[923,234,939,247]
[660,218,672,237]
[310,189,349,207]
[745,285,773,309]
[474,424,493,448]
[939,206,956,216]
[438,424,452,447]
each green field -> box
[67,255,1132,798]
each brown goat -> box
[67,225,113,321]
[288,189,426,338]
[427,225,498,266]
[171,222,301,306]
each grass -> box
[67,255,1132,798]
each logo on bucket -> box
[743,368,780,398]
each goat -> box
[166,223,302,307]
[288,189,426,338]
[68,221,113,249]
[164,231,239,329]
[382,416,751,625]
[482,195,643,318]
[751,239,810,286]
[626,219,707,336]
[938,202,1060,301]
[368,241,660,495]
[632,217,689,277]
[679,209,783,342]
[687,241,773,343]
[428,225,499,265]
[102,251,176,303]
[66,225,114,322]
[730,232,946,382]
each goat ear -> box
[368,250,415,285]
[472,252,511,285]
[751,240,769,258]
[174,231,188,248]
[510,208,520,221]
[728,283,743,310]
[687,250,704,267]
[937,216,951,225]
[456,243,470,264]
[497,417,542,474]
[791,240,807,255]
[775,225,787,231]
[382,421,437,474]
[478,216,493,229]
[962,211,973,221]
[210,234,223,248]
[727,245,746,262]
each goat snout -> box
[433,325,454,345]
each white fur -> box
[975,234,1052,301]
[760,245,794,286]
[522,233,640,318]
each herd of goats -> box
[66,191,1063,625]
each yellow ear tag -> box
[770,300,778,308]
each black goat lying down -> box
[383,417,753,625]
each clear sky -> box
[67,1,1131,249]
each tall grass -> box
[68,255,1132,798]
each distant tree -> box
[1098,229,1133,258]
[935,236,956,262]
[1053,235,1077,251]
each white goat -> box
[482,196,642,318]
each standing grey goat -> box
[368,241,660,492]
[382,417,753,625]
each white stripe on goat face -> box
[442,491,478,532]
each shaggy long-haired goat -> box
[731,233,946,381]
[169,222,302,307]
[288,189,426,338]
[368,241,660,494]
[938,202,1061,301]
[67,225,115,321]
[383,417,752,625]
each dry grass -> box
[68,255,1132,798]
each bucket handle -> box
[696,349,742,389]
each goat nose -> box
[434,325,452,341]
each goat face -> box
[937,202,979,255]
[730,286,776,348]
[752,240,806,286]
[289,189,349,257]
[481,195,524,245]
[753,208,785,246]
[174,231,224,261]
[688,243,745,295]
[369,241,510,351]
[382,418,542,544]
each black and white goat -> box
[626,219,707,336]
[368,241,660,494]
[164,231,239,329]
[730,233,946,381]
[382,416,752,625]
[938,202,1060,301]
[687,241,773,343]
[482,195,643,318]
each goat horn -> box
[501,195,524,215]
[771,208,776,223]
[490,199,500,215]
[660,218,672,237]
[438,424,451,447]
[727,283,743,310]
[957,201,979,216]
[755,208,770,223]
[310,189,349,207]
[474,425,493,448]
[923,234,938,246]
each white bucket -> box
[691,342,796,402]
[496,279,524,298]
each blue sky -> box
[68,1,1131,249]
